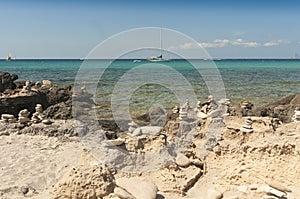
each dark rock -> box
[0,71,18,92]
[253,94,300,122]
[43,99,72,119]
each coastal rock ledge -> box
[0,71,72,118]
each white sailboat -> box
[7,52,12,61]
[146,28,170,62]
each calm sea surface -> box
[1,59,299,112]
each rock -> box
[52,165,115,199]
[103,138,125,146]
[176,153,191,167]
[191,158,204,167]
[140,126,162,136]
[267,181,292,193]
[257,185,287,198]
[42,80,52,87]
[206,189,223,199]
[132,127,142,136]
[0,71,18,92]
[253,94,300,122]
[0,74,72,118]
[116,177,158,199]
[114,187,135,199]
[209,109,223,118]
[43,99,72,120]
[21,186,29,194]
[42,119,53,125]
[1,114,15,120]
[197,111,208,119]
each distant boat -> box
[7,52,11,61]
[133,59,141,63]
[146,28,171,62]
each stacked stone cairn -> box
[240,101,254,116]
[1,114,17,123]
[240,117,254,133]
[18,109,30,124]
[179,99,191,121]
[292,108,300,122]
[207,95,218,112]
[31,104,45,123]
[172,105,179,114]
[20,81,31,94]
[128,121,139,134]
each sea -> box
[1,59,299,116]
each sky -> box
[1,0,300,59]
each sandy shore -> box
[0,116,299,199]
[1,72,300,199]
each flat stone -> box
[1,114,15,120]
[19,117,30,123]
[140,126,162,136]
[175,153,191,167]
[209,109,223,118]
[114,187,135,199]
[240,128,253,133]
[116,177,158,199]
[267,181,292,193]
[103,138,125,146]
[42,119,53,125]
[242,124,253,129]
[132,127,142,136]
[257,185,287,198]
[197,111,208,119]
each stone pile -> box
[179,99,191,121]
[20,81,31,94]
[18,109,30,124]
[172,105,179,113]
[128,121,138,134]
[292,108,300,122]
[31,104,44,123]
[240,117,254,133]
[0,114,16,123]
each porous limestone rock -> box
[116,177,158,199]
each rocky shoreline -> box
[0,71,300,199]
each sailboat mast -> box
[160,28,162,57]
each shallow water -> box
[1,59,299,112]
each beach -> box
[0,65,300,198]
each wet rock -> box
[116,177,158,199]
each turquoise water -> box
[0,59,300,108]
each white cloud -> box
[171,38,290,50]
[231,39,260,47]
[263,40,290,47]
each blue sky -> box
[1,0,300,58]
